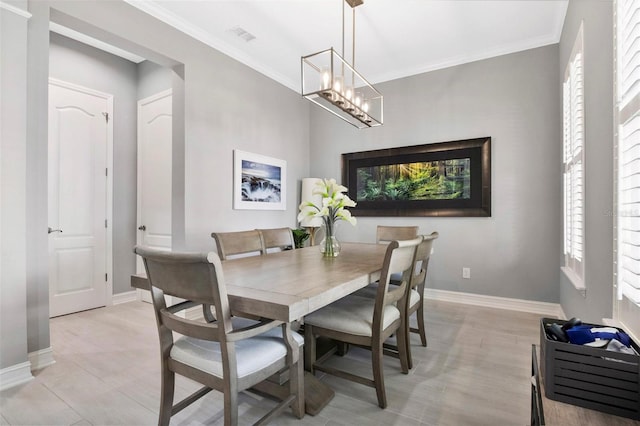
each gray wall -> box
[49,32,138,295]
[1,1,30,370]
[558,0,614,322]
[310,45,562,303]
[21,0,310,358]
[137,60,172,101]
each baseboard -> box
[112,290,137,305]
[0,361,33,391]
[28,347,56,371]
[424,288,564,318]
[137,288,152,304]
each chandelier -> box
[301,0,383,129]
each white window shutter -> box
[617,0,640,307]
[563,24,585,282]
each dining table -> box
[130,242,389,415]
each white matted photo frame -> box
[233,150,286,210]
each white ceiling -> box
[124,0,568,92]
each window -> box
[615,0,640,337]
[562,23,585,289]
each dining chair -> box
[403,232,439,368]
[211,230,266,260]
[355,232,439,368]
[257,227,295,253]
[133,246,304,426]
[376,225,419,244]
[210,230,266,322]
[376,225,419,285]
[303,236,422,408]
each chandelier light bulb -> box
[321,68,331,90]
[333,75,343,93]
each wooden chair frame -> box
[211,230,265,260]
[376,225,419,244]
[208,230,266,321]
[257,228,295,253]
[134,246,303,426]
[303,237,422,408]
[403,231,439,368]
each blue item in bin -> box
[566,325,631,347]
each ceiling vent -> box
[228,26,256,42]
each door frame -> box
[48,77,114,308]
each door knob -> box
[48,227,63,234]
[138,225,146,231]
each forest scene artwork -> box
[234,150,286,210]
[356,158,471,202]
[342,137,491,217]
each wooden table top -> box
[131,242,388,322]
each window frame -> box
[562,22,586,291]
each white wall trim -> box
[0,2,32,19]
[425,288,565,318]
[49,22,144,63]
[28,347,55,371]
[111,290,137,305]
[0,361,33,391]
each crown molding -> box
[0,1,32,19]
[124,0,298,91]
[371,35,560,85]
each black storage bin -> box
[540,317,640,420]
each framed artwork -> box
[341,137,491,217]
[233,150,286,210]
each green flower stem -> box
[323,216,335,257]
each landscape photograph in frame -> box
[342,137,491,217]
[233,150,286,210]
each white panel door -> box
[48,79,111,317]
[137,90,172,275]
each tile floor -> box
[1,299,544,425]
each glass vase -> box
[320,220,341,257]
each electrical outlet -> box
[462,267,471,279]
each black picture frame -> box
[341,137,491,217]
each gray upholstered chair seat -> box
[304,295,400,337]
[173,318,303,379]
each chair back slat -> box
[134,246,233,334]
[376,225,419,244]
[411,232,439,290]
[374,236,423,328]
[211,230,265,260]
[258,228,295,252]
